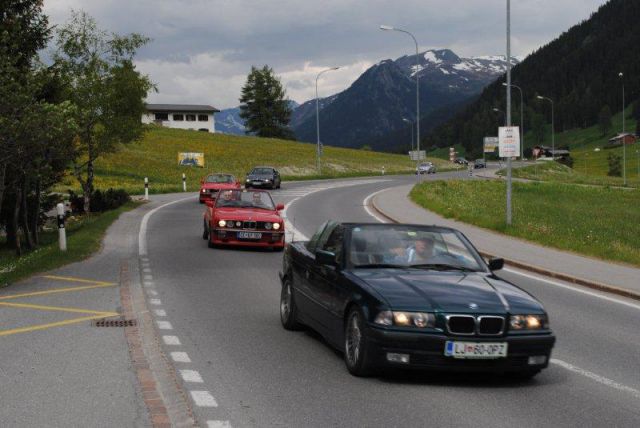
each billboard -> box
[483,137,499,153]
[408,150,426,161]
[498,127,520,158]
[178,152,205,168]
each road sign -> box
[483,137,499,153]
[409,150,426,161]
[498,127,520,158]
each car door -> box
[309,224,345,336]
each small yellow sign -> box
[178,152,205,168]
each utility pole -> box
[620,72,626,186]
[505,0,513,226]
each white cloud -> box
[44,0,608,108]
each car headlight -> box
[272,222,281,230]
[235,221,242,227]
[246,179,251,182]
[510,314,548,330]
[201,189,207,193]
[218,220,226,227]
[264,222,272,230]
[226,221,234,228]
[374,311,435,328]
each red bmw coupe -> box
[203,189,285,250]
[199,173,241,203]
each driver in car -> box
[407,237,436,263]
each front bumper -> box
[245,180,273,188]
[367,327,555,372]
[211,228,285,248]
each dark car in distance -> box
[474,159,487,169]
[279,222,555,377]
[245,166,281,189]
[454,157,469,165]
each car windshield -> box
[251,168,274,175]
[215,190,276,210]
[348,225,484,271]
[205,174,234,183]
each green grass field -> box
[0,202,139,286]
[502,161,640,188]
[409,180,640,266]
[57,126,457,194]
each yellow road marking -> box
[0,313,120,337]
[0,301,120,316]
[42,275,116,286]
[0,283,115,301]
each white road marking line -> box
[362,189,390,223]
[154,309,167,317]
[157,321,173,330]
[503,268,640,311]
[180,369,204,383]
[190,390,218,407]
[162,335,181,345]
[142,268,151,273]
[143,281,154,288]
[139,196,195,256]
[170,352,191,363]
[147,289,158,296]
[149,298,162,305]
[207,421,232,428]
[551,359,640,400]
[143,275,153,281]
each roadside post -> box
[182,173,187,192]
[57,203,67,252]
[382,166,385,175]
[469,166,473,177]
[144,177,149,200]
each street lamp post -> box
[537,95,555,159]
[315,66,340,174]
[504,0,514,225]
[620,72,626,186]
[503,82,524,162]
[403,118,414,152]
[493,108,506,126]
[381,24,420,178]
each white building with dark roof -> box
[142,104,220,133]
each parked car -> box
[279,222,555,377]
[416,162,436,175]
[202,189,285,250]
[454,157,469,165]
[199,173,241,204]
[245,166,281,189]
[474,159,487,169]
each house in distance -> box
[142,104,220,133]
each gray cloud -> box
[44,0,608,108]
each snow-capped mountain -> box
[215,100,299,135]
[291,49,519,150]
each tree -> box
[530,113,546,145]
[53,11,154,213]
[607,153,622,177]
[239,65,294,140]
[598,105,613,136]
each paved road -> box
[142,173,640,427]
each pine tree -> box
[239,66,294,140]
[598,105,613,136]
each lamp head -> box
[380,25,394,31]
[536,95,544,100]
[619,72,624,78]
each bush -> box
[69,188,131,213]
[607,153,622,177]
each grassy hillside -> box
[58,126,455,194]
[410,180,640,266]
[504,162,639,188]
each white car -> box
[416,162,436,175]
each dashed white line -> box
[162,335,181,345]
[190,391,218,407]
[157,321,173,330]
[551,359,640,400]
[170,352,191,363]
[207,421,232,428]
[180,369,204,383]
[142,268,151,273]
[154,309,167,317]
[147,289,158,296]
[143,282,154,288]
[149,298,162,306]
[143,275,153,281]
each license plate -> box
[444,341,508,359]
[238,231,262,240]
[253,181,263,185]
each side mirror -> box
[316,250,337,267]
[205,200,214,208]
[276,203,284,211]
[488,258,504,271]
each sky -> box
[44,0,609,109]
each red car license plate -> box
[238,232,262,240]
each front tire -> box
[344,307,375,377]
[202,220,209,240]
[280,278,302,330]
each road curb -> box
[369,191,640,302]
